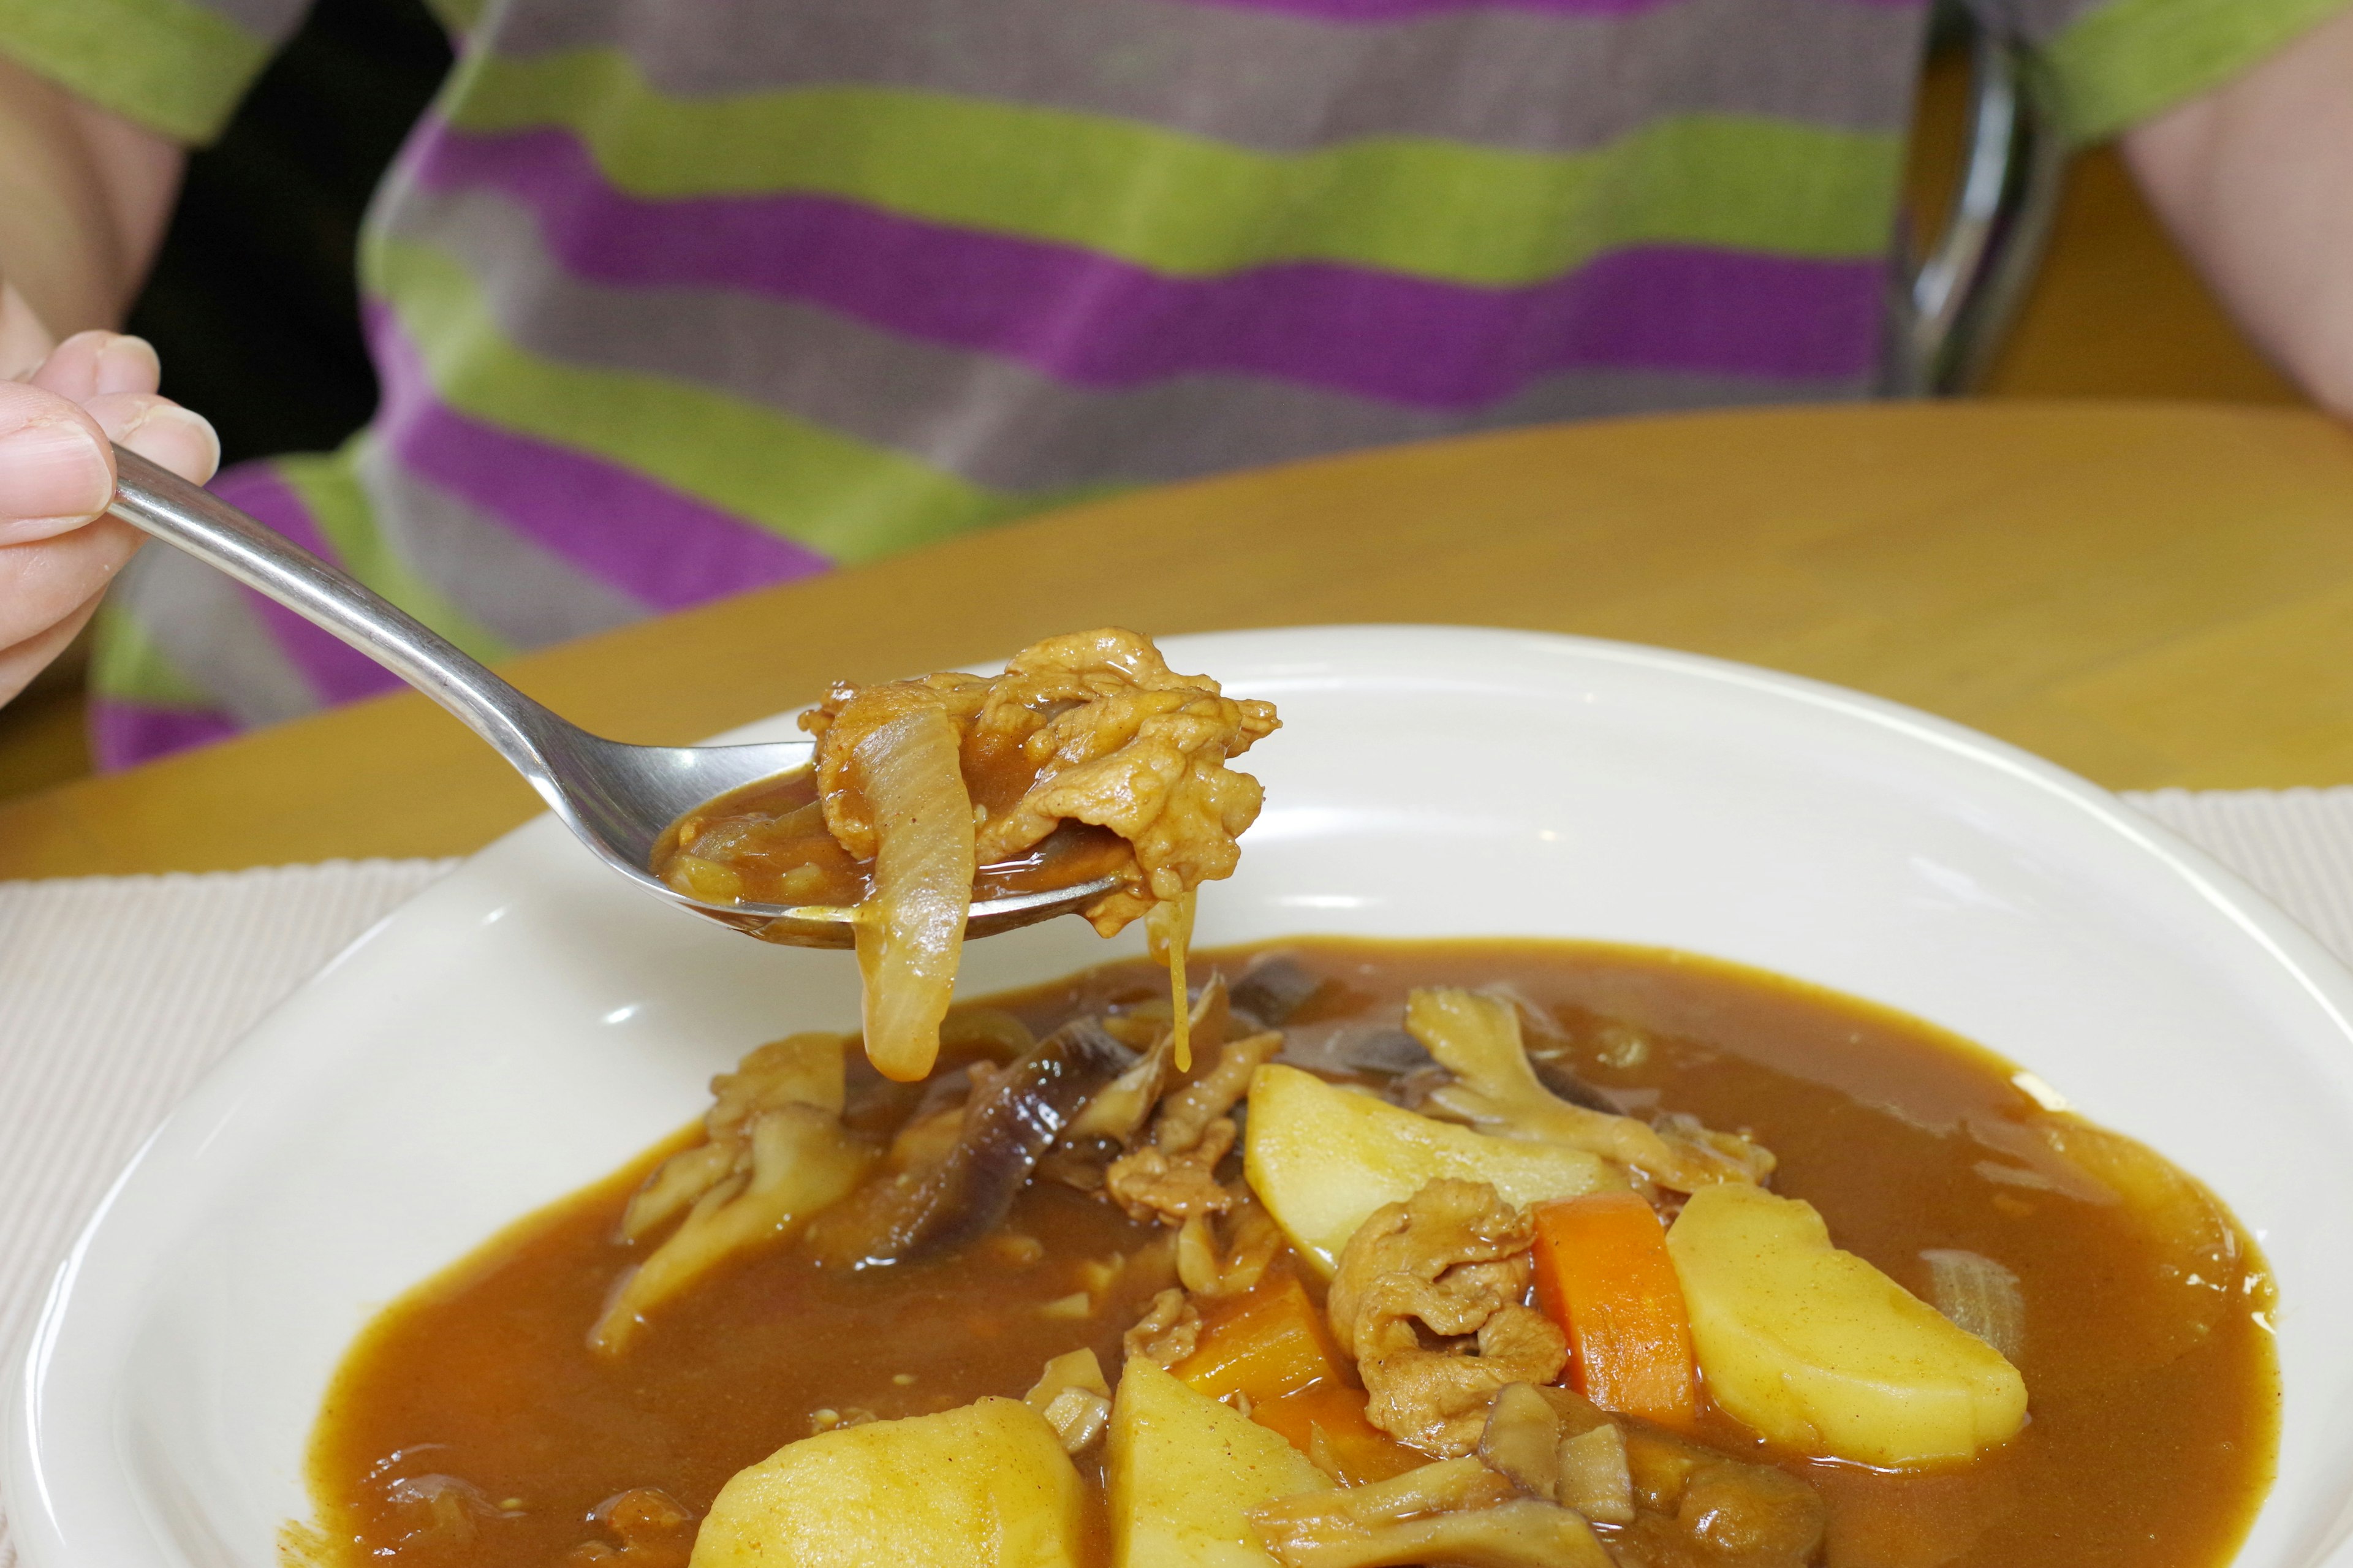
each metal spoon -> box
[103,445,1117,947]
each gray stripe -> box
[108,542,321,727]
[483,0,1924,150]
[350,436,649,648]
[396,182,1870,498]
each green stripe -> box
[418,0,484,37]
[444,48,1903,286]
[366,235,1050,564]
[277,447,515,665]
[2039,0,2353,143]
[0,0,268,143]
[88,598,214,708]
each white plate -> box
[13,626,2353,1568]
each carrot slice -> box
[1531,1190,1698,1428]
[1250,1383,1425,1485]
[1170,1274,1345,1407]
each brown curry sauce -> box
[298,939,2279,1568]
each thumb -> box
[0,378,116,545]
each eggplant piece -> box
[1230,953,1327,1029]
[1531,1055,1623,1115]
[809,1018,1135,1267]
[1328,1026,1432,1075]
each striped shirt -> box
[4,0,2341,766]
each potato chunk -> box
[1665,1184,2027,1466]
[1108,1356,1332,1567]
[691,1397,1085,1568]
[1243,1064,1621,1274]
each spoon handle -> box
[104,444,578,781]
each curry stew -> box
[297,941,2276,1568]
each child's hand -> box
[1,278,219,708]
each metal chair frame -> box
[1887,9,2074,395]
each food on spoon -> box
[1666,1183,2030,1466]
[654,629,1279,1081]
[691,1396,1085,1568]
[298,939,2276,1568]
[1243,1062,1621,1273]
[1107,1357,1331,1567]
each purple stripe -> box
[1161,0,1918,16]
[207,464,407,706]
[363,304,833,611]
[411,124,1884,406]
[89,697,244,771]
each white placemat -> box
[0,858,457,1568]
[3,789,2352,1566]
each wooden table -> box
[4,401,2351,881]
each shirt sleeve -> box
[0,0,314,144]
[1963,0,2353,143]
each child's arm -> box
[2121,5,2353,416]
[0,52,216,710]
[0,51,183,345]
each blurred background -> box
[0,0,2309,808]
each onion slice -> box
[1922,1247,2026,1361]
[851,706,977,1082]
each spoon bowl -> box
[104,447,1120,948]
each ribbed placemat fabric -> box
[1,789,2351,1566]
[0,859,455,1568]
[2129,789,2353,963]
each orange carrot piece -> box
[1531,1190,1698,1428]
[1251,1383,1425,1485]
[1170,1273,1346,1407]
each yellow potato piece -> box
[1109,1357,1332,1568]
[1666,1184,2028,1467]
[691,1397,1085,1568]
[1243,1063,1621,1274]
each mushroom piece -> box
[1404,988,1775,1191]
[1105,1026,1283,1225]
[1066,977,1233,1147]
[1023,1348,1113,1455]
[1248,1458,1613,1568]
[1040,977,1236,1194]
[593,1035,874,1354]
[1175,1198,1287,1300]
[1477,1382,1637,1527]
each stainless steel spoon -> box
[103,445,1117,947]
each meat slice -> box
[1104,1028,1281,1225]
[1326,1179,1569,1457]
